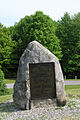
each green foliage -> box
[56,13,73,72]
[12,11,62,61]
[71,13,80,71]
[0,69,9,95]
[4,11,62,77]
[0,11,80,78]
[56,12,80,78]
[0,23,16,75]
[0,69,4,84]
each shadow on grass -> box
[0,101,21,112]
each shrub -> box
[0,69,9,95]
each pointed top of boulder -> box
[25,40,57,62]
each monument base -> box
[31,99,56,109]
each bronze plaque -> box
[29,62,56,100]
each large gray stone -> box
[13,40,66,110]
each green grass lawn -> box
[0,88,13,103]
[65,85,80,98]
[4,78,16,84]
[65,79,80,81]
[0,95,13,104]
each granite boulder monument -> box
[13,40,66,110]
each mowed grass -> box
[65,79,80,81]
[0,95,12,104]
[0,88,13,103]
[4,78,16,84]
[65,85,80,98]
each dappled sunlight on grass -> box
[4,78,16,84]
[0,95,12,103]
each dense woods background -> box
[0,11,80,78]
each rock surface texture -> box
[13,40,66,110]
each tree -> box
[56,12,80,78]
[71,13,80,77]
[12,11,62,61]
[0,23,16,76]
